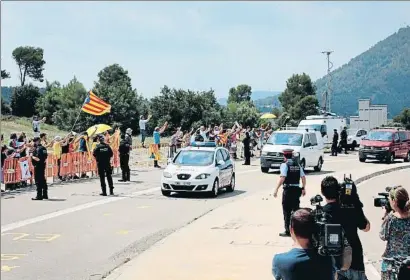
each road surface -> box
[1,153,408,280]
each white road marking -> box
[1,168,262,233]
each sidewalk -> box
[107,163,410,280]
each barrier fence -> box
[1,144,171,186]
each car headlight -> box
[163,172,172,178]
[359,144,364,149]
[261,150,268,156]
[381,147,390,150]
[195,173,211,179]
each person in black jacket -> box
[242,132,251,165]
[31,137,49,200]
[93,135,114,196]
[118,134,131,182]
[340,127,348,154]
[331,129,339,156]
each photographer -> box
[379,186,410,280]
[321,176,370,280]
[272,208,334,280]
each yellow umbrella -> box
[86,124,112,137]
[260,113,277,119]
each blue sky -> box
[1,1,409,98]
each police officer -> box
[31,137,48,200]
[93,134,114,196]
[273,149,306,237]
[118,134,131,182]
[331,129,339,156]
[340,126,348,154]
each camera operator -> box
[379,186,410,280]
[321,176,370,280]
[272,208,334,280]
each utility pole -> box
[321,51,333,113]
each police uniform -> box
[125,128,133,147]
[93,137,114,196]
[279,149,305,235]
[32,140,48,200]
[118,137,131,182]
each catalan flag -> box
[81,91,111,116]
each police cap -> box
[282,149,294,155]
[33,137,41,143]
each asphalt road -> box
[1,153,408,280]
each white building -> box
[349,99,388,130]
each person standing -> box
[139,114,151,148]
[340,127,348,154]
[118,134,131,182]
[153,122,168,168]
[125,128,133,147]
[331,129,339,156]
[93,135,114,196]
[31,137,49,200]
[32,116,46,138]
[273,149,306,237]
[242,132,251,165]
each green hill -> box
[315,26,410,117]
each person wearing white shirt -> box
[139,114,151,147]
[32,116,46,138]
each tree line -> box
[2,45,409,134]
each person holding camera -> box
[321,176,370,280]
[379,186,410,280]
[273,149,306,237]
[272,208,334,280]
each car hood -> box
[361,140,392,147]
[165,164,213,174]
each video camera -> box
[339,174,363,209]
[310,194,345,257]
[374,186,400,213]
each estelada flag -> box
[81,91,111,116]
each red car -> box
[358,128,410,164]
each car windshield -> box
[366,131,393,141]
[173,150,215,166]
[266,133,303,146]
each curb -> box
[354,164,410,185]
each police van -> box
[260,130,325,173]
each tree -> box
[93,64,144,133]
[278,73,316,112]
[291,95,319,121]
[12,46,46,86]
[393,108,410,129]
[1,70,10,79]
[225,101,259,128]
[10,84,41,117]
[1,99,11,115]
[227,84,252,104]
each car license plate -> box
[175,182,191,186]
[367,155,376,158]
[271,164,280,168]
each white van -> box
[297,115,347,147]
[260,130,325,173]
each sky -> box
[1,1,410,98]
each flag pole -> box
[70,110,82,132]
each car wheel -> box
[210,179,219,198]
[314,157,323,172]
[404,152,410,163]
[386,153,394,164]
[226,174,235,192]
[300,159,306,171]
[359,158,366,163]
[261,167,269,173]
[351,141,357,151]
[161,190,171,196]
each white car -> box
[347,129,368,149]
[260,130,325,173]
[161,142,235,197]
